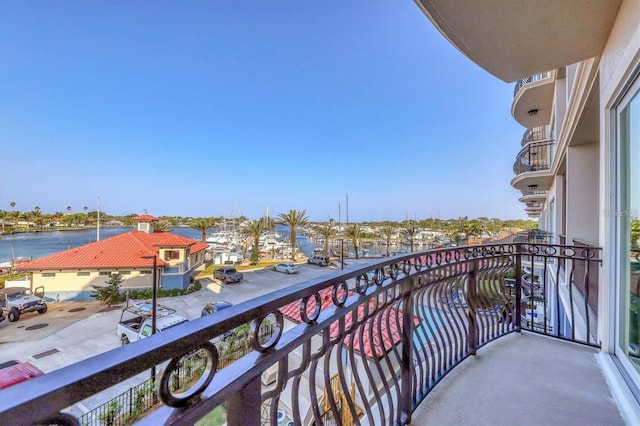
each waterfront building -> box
[4,2,640,424]
[414,0,640,419]
[19,214,209,301]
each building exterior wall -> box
[566,143,599,245]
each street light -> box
[141,253,158,384]
[141,254,158,336]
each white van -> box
[307,254,330,267]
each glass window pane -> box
[622,89,640,371]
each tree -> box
[91,274,124,306]
[401,222,418,253]
[380,224,395,257]
[190,217,217,242]
[632,220,640,249]
[243,219,266,265]
[344,224,362,259]
[155,220,172,232]
[32,206,42,230]
[276,209,310,261]
[314,221,336,256]
[10,201,18,227]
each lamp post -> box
[142,254,158,383]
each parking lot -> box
[0,260,374,374]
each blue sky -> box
[0,1,527,222]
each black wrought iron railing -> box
[513,140,555,176]
[0,243,601,426]
[521,126,550,147]
[513,72,552,97]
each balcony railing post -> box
[515,244,522,333]
[399,276,417,425]
[467,259,478,355]
[226,375,262,426]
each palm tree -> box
[243,220,266,265]
[32,206,42,230]
[314,221,336,255]
[190,217,217,242]
[380,224,395,257]
[10,201,18,227]
[401,221,418,253]
[344,224,361,259]
[276,209,310,261]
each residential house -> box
[19,214,209,301]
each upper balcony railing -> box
[521,126,551,147]
[0,243,601,426]
[520,190,548,197]
[513,72,552,98]
[513,140,555,176]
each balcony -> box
[520,125,551,147]
[519,189,548,205]
[511,140,555,192]
[413,1,622,83]
[512,72,555,128]
[0,243,625,425]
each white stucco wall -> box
[566,143,599,245]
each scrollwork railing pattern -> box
[0,243,600,426]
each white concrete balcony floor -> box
[411,332,626,425]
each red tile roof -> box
[20,231,208,271]
[279,287,418,359]
[133,214,159,222]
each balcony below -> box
[512,73,555,128]
[411,332,625,425]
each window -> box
[42,272,56,278]
[99,271,111,276]
[77,272,90,276]
[140,270,151,275]
[119,271,131,275]
[164,250,180,261]
[616,74,640,377]
[141,324,152,338]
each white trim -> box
[598,353,640,425]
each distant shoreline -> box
[0,225,131,236]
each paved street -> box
[0,259,376,415]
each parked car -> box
[201,301,234,317]
[272,263,300,274]
[214,266,244,283]
[307,254,330,267]
[117,300,188,345]
[0,360,44,389]
[0,286,48,322]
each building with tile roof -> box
[19,215,210,301]
[270,287,419,425]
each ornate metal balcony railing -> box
[520,190,548,197]
[521,126,551,147]
[513,140,555,176]
[513,71,552,97]
[0,243,601,426]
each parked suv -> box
[307,254,330,267]
[0,286,48,322]
[214,266,244,283]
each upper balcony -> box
[520,125,551,147]
[511,140,555,192]
[0,243,626,426]
[512,72,555,128]
[519,189,548,205]
[413,1,622,83]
